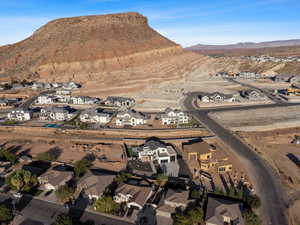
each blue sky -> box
[0,0,300,47]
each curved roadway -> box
[184,93,289,225]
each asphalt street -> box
[184,93,289,225]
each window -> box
[160,159,169,164]
[219,167,226,172]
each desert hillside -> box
[0,12,199,84]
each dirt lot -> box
[2,138,127,172]
[210,105,300,131]
[238,128,300,225]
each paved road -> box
[183,94,289,225]
[0,193,134,225]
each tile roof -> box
[77,170,116,197]
[115,183,152,207]
[205,196,245,225]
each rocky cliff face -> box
[0,12,187,83]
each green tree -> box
[246,194,261,209]
[55,185,75,203]
[114,172,132,184]
[191,189,202,199]
[54,213,73,225]
[0,204,13,223]
[173,207,204,225]
[0,149,18,164]
[187,207,204,224]
[243,210,262,225]
[173,213,191,225]
[6,170,38,192]
[74,159,92,178]
[155,174,168,187]
[94,196,120,215]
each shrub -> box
[54,213,73,225]
[0,204,13,222]
[0,149,18,164]
[243,210,262,225]
[74,159,92,178]
[173,207,204,225]
[55,185,75,203]
[94,196,120,215]
[6,170,38,192]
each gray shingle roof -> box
[205,196,245,225]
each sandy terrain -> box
[210,105,300,131]
[238,128,300,225]
[2,139,127,172]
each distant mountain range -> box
[187,39,300,51]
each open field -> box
[210,105,300,131]
[238,128,300,225]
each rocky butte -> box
[0,12,201,95]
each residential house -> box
[44,83,52,89]
[62,82,81,90]
[127,160,157,178]
[205,196,245,225]
[32,82,45,90]
[274,74,300,83]
[11,84,24,90]
[7,108,32,121]
[240,89,267,101]
[39,106,75,121]
[198,92,236,103]
[113,183,153,210]
[70,96,99,105]
[80,109,112,124]
[236,72,260,79]
[292,135,300,144]
[156,189,193,219]
[77,169,116,200]
[36,95,57,105]
[56,89,71,95]
[0,99,8,107]
[160,108,189,125]
[183,140,232,176]
[52,83,63,89]
[138,139,177,165]
[105,96,135,108]
[116,109,149,127]
[38,168,73,191]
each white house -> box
[56,89,71,95]
[62,82,80,90]
[105,96,135,108]
[7,108,31,121]
[116,110,148,127]
[80,109,112,124]
[161,108,189,125]
[70,96,99,105]
[198,92,236,103]
[32,82,45,90]
[36,95,57,105]
[39,106,75,121]
[138,139,177,165]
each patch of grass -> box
[1,120,18,126]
